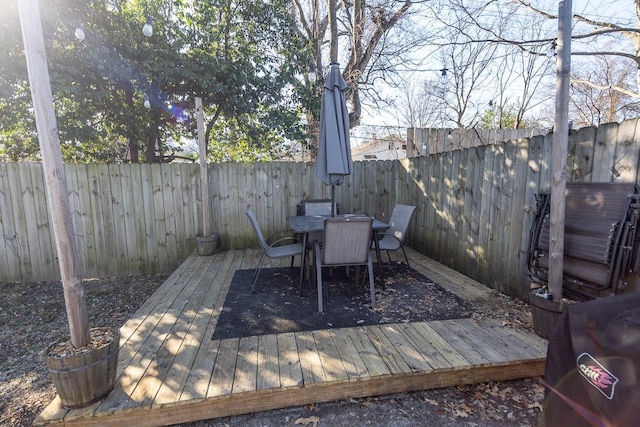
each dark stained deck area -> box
[36,248,547,426]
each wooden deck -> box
[36,248,547,426]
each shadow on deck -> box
[36,248,547,426]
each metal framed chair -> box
[300,199,339,217]
[313,216,376,312]
[298,199,339,269]
[374,204,416,267]
[245,210,304,293]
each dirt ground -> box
[0,273,546,427]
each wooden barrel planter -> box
[196,233,219,256]
[530,293,565,339]
[43,327,120,408]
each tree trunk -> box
[124,89,140,163]
[129,140,140,163]
[146,107,161,163]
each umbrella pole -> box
[331,185,336,217]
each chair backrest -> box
[245,210,270,252]
[388,204,417,244]
[321,217,373,265]
[301,199,338,216]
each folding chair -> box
[245,209,303,293]
[314,216,376,312]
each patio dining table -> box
[288,214,389,287]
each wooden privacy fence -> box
[2,118,640,298]
[0,163,202,281]
[406,127,547,157]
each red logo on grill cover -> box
[577,352,619,400]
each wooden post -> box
[548,0,572,301]
[196,97,211,237]
[18,0,90,346]
[328,0,338,62]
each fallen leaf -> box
[488,384,501,397]
[499,387,514,399]
[460,403,474,415]
[473,391,486,400]
[532,383,545,395]
[451,408,470,418]
[423,398,439,406]
[295,416,320,427]
[447,401,473,418]
[527,402,544,411]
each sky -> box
[353,0,637,145]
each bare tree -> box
[291,0,431,128]
[426,0,554,129]
[415,14,500,129]
[514,0,640,96]
[505,1,640,125]
[496,13,555,128]
[571,53,640,126]
[393,81,443,128]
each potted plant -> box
[20,1,120,408]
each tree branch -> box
[571,78,640,99]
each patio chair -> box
[299,198,339,216]
[313,216,376,312]
[298,198,339,260]
[374,204,416,268]
[245,209,304,293]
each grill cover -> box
[544,292,640,426]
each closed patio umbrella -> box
[315,62,352,216]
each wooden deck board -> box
[365,325,414,374]
[179,251,236,402]
[396,322,459,370]
[312,329,349,383]
[208,338,239,397]
[232,336,259,394]
[345,326,392,378]
[376,323,437,372]
[457,318,538,360]
[256,334,280,391]
[36,249,548,426]
[330,327,369,380]
[441,318,512,364]
[427,320,492,366]
[295,331,327,385]
[276,332,303,388]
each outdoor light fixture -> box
[308,62,317,83]
[74,25,85,41]
[142,17,153,37]
[547,41,557,58]
[144,95,151,109]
